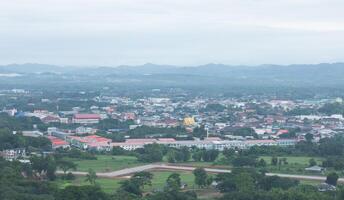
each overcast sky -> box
[1,0,343,66]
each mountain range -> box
[1,63,344,90]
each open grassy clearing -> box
[260,156,325,174]
[145,171,196,191]
[162,153,230,169]
[66,154,336,179]
[54,176,122,193]
[67,155,142,172]
[69,154,229,173]
[260,156,324,165]
[55,171,197,194]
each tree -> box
[232,155,258,167]
[326,172,339,186]
[257,158,267,168]
[85,169,97,185]
[305,133,314,143]
[192,125,207,139]
[278,159,282,170]
[58,160,77,176]
[322,157,344,170]
[167,149,177,163]
[281,157,288,165]
[193,168,208,188]
[309,158,317,167]
[56,185,109,200]
[120,171,153,196]
[165,173,182,192]
[120,179,142,196]
[137,143,164,162]
[258,176,299,191]
[97,118,133,131]
[112,146,126,155]
[167,149,186,163]
[180,146,191,162]
[132,171,153,188]
[271,156,278,166]
[30,155,57,180]
[192,150,203,162]
[234,172,255,193]
[318,102,344,115]
[215,173,237,193]
[232,127,258,138]
[112,189,138,200]
[318,136,344,156]
[223,148,235,160]
[204,103,226,112]
[202,149,219,162]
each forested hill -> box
[1,63,344,90]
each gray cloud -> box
[0,0,343,66]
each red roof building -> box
[66,135,112,151]
[46,136,70,149]
[74,114,101,119]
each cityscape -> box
[1,0,344,200]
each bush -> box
[61,172,75,180]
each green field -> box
[55,171,196,194]
[68,155,142,172]
[54,176,122,193]
[260,156,323,165]
[146,171,196,191]
[70,154,228,173]
[162,153,230,169]
[259,156,324,174]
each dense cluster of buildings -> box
[46,127,297,152]
[1,93,344,156]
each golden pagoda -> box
[183,117,195,126]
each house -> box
[245,140,277,147]
[41,115,60,123]
[204,137,222,141]
[67,135,112,151]
[72,114,101,124]
[276,139,297,146]
[46,136,70,149]
[50,130,71,140]
[110,138,296,151]
[75,126,97,135]
[22,130,44,137]
[0,148,26,161]
[305,165,325,173]
[318,183,336,192]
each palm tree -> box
[85,169,97,185]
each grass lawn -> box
[68,155,142,172]
[259,156,324,174]
[69,153,229,173]
[54,176,122,193]
[260,156,323,165]
[145,171,196,191]
[55,171,197,194]
[162,153,230,169]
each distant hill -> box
[1,62,344,89]
[0,63,66,73]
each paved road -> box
[58,164,344,183]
